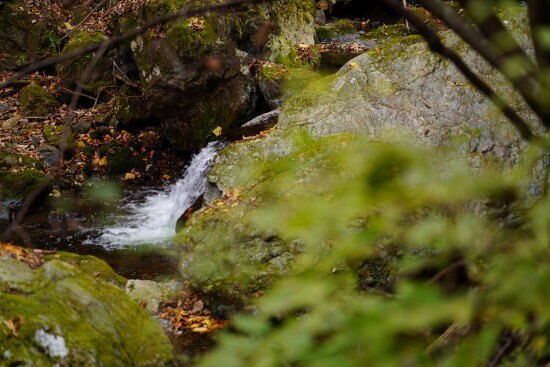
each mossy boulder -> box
[0,151,43,171]
[177,134,367,315]
[43,252,127,287]
[42,125,76,152]
[0,1,49,69]
[56,31,112,93]
[258,64,322,109]
[0,253,175,366]
[19,83,60,117]
[0,169,47,201]
[179,8,548,315]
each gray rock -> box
[40,145,60,167]
[73,119,91,134]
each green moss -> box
[56,31,108,93]
[177,133,365,315]
[43,252,127,287]
[0,151,43,170]
[19,83,60,117]
[0,257,175,366]
[361,23,409,40]
[0,169,46,200]
[166,18,219,58]
[333,18,357,34]
[106,147,145,175]
[42,125,76,151]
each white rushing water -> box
[90,141,225,249]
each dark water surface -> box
[1,188,181,280]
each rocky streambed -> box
[2,0,548,366]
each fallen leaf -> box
[49,189,61,198]
[212,126,222,136]
[98,157,107,166]
[124,172,136,180]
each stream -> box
[1,141,225,279]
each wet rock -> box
[19,83,60,117]
[0,250,176,366]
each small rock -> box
[40,145,60,167]
[1,117,19,130]
[73,119,92,134]
[31,134,42,147]
[315,9,326,25]
[140,131,158,149]
[125,279,164,314]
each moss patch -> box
[0,169,46,200]
[0,151,43,170]
[19,83,60,117]
[56,31,109,93]
[42,125,76,151]
[0,256,175,366]
[43,252,127,287]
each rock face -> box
[116,0,316,152]
[178,8,548,315]
[0,252,175,366]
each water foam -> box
[90,141,224,249]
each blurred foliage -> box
[194,130,549,366]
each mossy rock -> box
[106,147,145,175]
[177,134,365,315]
[0,254,175,366]
[56,31,111,93]
[315,18,357,41]
[0,169,47,201]
[43,252,127,288]
[0,1,49,69]
[19,83,60,117]
[42,125,76,151]
[0,151,43,170]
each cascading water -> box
[88,141,225,249]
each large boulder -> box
[19,83,60,117]
[0,248,175,366]
[178,8,549,315]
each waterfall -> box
[90,141,225,249]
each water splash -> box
[90,141,225,249]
